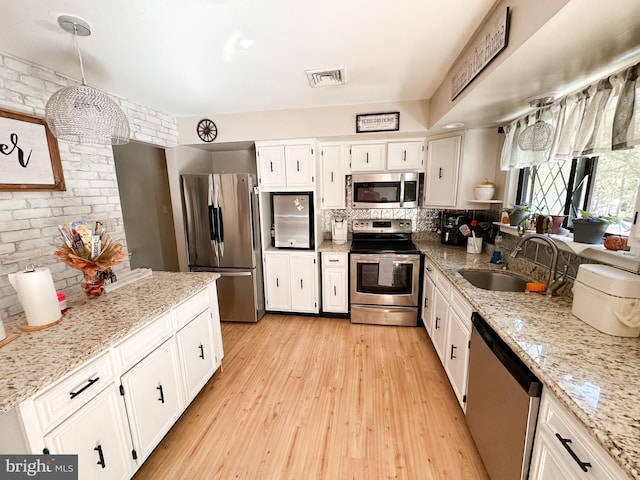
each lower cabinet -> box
[43,386,134,480]
[423,260,472,411]
[120,338,184,461]
[321,252,348,313]
[17,282,223,479]
[264,252,318,313]
[529,390,628,480]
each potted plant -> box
[572,210,619,244]
[503,203,530,227]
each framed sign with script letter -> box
[0,109,65,191]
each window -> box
[516,149,640,235]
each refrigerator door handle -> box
[216,206,224,257]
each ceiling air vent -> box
[305,68,346,88]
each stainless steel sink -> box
[458,269,527,292]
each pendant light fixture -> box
[45,15,130,145]
[517,97,554,151]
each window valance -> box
[500,61,640,170]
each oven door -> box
[350,253,420,307]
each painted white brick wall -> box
[0,51,179,321]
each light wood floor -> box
[133,315,489,480]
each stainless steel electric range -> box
[349,219,421,326]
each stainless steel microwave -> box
[352,172,419,208]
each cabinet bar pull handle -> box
[94,444,106,469]
[276,278,279,288]
[438,167,443,179]
[157,384,165,404]
[331,171,334,182]
[555,433,592,472]
[300,279,303,289]
[69,377,100,399]
[426,266,432,272]
[423,298,428,308]
[198,344,205,359]
[435,317,440,329]
[333,286,337,296]
[296,160,300,172]
[366,152,369,163]
[450,344,457,360]
[328,259,339,262]
[403,150,407,161]
[269,161,274,172]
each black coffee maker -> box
[440,212,469,246]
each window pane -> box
[523,161,572,215]
[589,149,640,234]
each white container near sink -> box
[572,264,640,337]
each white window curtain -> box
[500,61,640,171]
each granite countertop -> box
[414,240,640,480]
[0,271,220,416]
[318,239,351,253]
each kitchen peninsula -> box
[0,271,222,479]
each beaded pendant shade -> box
[517,97,554,151]
[45,15,130,145]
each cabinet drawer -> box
[113,312,173,371]
[33,351,113,433]
[433,268,450,296]
[423,258,437,283]
[537,392,627,479]
[449,288,473,330]
[322,253,347,267]
[174,288,209,329]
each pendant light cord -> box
[73,24,87,86]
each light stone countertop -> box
[318,239,351,253]
[0,271,220,416]
[414,240,640,480]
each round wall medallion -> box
[197,119,217,142]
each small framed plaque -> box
[356,112,400,133]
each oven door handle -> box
[350,254,419,263]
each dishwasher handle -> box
[471,312,542,397]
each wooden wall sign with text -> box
[451,6,510,100]
[0,109,65,191]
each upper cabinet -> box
[424,136,461,207]
[349,139,425,173]
[424,129,500,209]
[387,141,424,171]
[319,143,347,209]
[256,140,317,190]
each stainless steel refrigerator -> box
[181,173,265,322]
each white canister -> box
[467,237,483,254]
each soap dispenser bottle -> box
[490,235,503,264]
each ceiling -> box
[0,0,496,117]
[1,1,640,131]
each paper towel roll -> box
[9,268,61,327]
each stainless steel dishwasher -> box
[465,312,542,480]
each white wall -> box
[178,100,429,145]
[0,51,178,321]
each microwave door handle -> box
[399,177,405,207]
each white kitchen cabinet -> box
[264,252,318,313]
[431,288,449,363]
[444,308,471,409]
[120,338,184,461]
[424,129,500,208]
[43,386,134,480]
[350,143,385,172]
[319,144,347,209]
[176,310,216,403]
[387,141,424,171]
[529,390,628,480]
[421,260,436,336]
[424,135,461,207]
[423,259,472,411]
[256,141,316,189]
[321,252,348,314]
